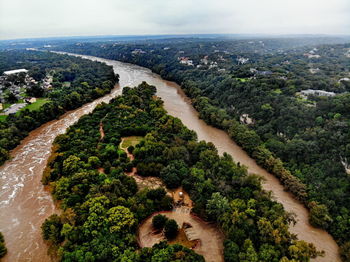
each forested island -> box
[41,82,321,261]
[52,37,350,260]
[0,50,118,165]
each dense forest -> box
[42,82,321,261]
[54,38,350,260]
[0,50,118,165]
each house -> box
[240,114,254,125]
[0,103,3,111]
[178,57,194,66]
[300,89,335,98]
[200,56,209,65]
[208,61,218,69]
[131,49,146,55]
[304,53,321,59]
[309,68,320,74]
[237,57,249,65]
[339,78,350,83]
[24,97,37,104]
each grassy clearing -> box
[235,77,248,82]
[120,136,143,149]
[19,98,50,113]
[0,115,7,122]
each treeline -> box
[0,50,117,165]
[42,82,321,261]
[54,39,350,260]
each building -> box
[0,103,3,111]
[24,97,37,104]
[178,57,194,66]
[131,49,146,55]
[3,69,28,75]
[300,89,336,97]
[339,78,350,83]
[237,57,249,65]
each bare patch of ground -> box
[171,187,193,208]
[99,121,105,140]
[120,137,166,191]
[138,210,224,262]
[120,137,224,261]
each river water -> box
[0,53,340,261]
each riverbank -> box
[0,84,122,262]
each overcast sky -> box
[0,0,349,40]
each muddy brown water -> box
[0,52,340,261]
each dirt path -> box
[99,121,105,140]
[120,137,224,261]
[120,137,165,190]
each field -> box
[120,136,143,149]
[18,98,50,113]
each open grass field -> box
[120,136,143,149]
[17,98,50,114]
[235,77,248,82]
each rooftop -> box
[3,69,28,75]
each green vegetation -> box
[57,38,350,259]
[0,232,7,258]
[164,219,179,239]
[0,50,118,166]
[0,115,7,122]
[235,77,248,82]
[152,214,168,230]
[42,82,321,261]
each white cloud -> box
[0,0,349,39]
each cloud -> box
[0,0,349,40]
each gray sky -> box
[0,0,349,40]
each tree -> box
[27,84,44,97]
[224,240,240,262]
[288,240,321,261]
[152,214,168,230]
[63,155,83,175]
[88,156,101,168]
[41,214,63,244]
[309,201,333,229]
[0,232,7,258]
[164,219,178,239]
[206,192,230,220]
[238,239,258,262]
[160,160,189,189]
[107,206,135,233]
[340,241,350,262]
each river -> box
[0,53,340,262]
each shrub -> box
[164,219,179,239]
[152,214,168,230]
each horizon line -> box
[2,32,350,42]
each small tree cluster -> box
[152,215,179,239]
